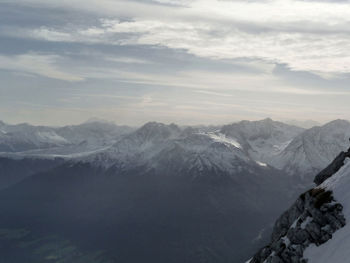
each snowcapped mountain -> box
[0,123,69,152]
[2,118,350,184]
[219,118,304,165]
[248,145,350,263]
[86,120,298,176]
[0,120,133,156]
[271,119,350,181]
[81,118,350,184]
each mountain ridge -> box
[249,146,350,263]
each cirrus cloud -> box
[0,53,84,81]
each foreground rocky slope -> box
[249,147,350,263]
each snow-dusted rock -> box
[249,148,350,263]
[249,188,345,263]
[303,157,350,263]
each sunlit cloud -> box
[4,0,350,74]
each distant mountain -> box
[0,122,69,152]
[271,119,350,182]
[0,120,133,156]
[284,119,321,129]
[84,120,305,178]
[88,122,251,172]
[2,118,350,183]
[219,118,304,165]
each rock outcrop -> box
[314,147,350,185]
[249,187,345,263]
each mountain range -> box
[2,118,350,183]
[0,118,350,263]
[0,120,133,156]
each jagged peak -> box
[139,121,179,131]
[224,118,301,129]
[132,122,181,141]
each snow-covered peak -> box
[0,120,133,155]
[84,122,263,175]
[272,120,350,180]
[221,118,303,144]
[220,118,303,164]
[134,122,181,141]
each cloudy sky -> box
[1,0,350,126]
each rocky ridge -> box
[249,148,350,263]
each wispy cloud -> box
[74,66,350,95]
[4,0,350,75]
[105,56,154,64]
[0,53,84,81]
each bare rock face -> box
[249,188,345,263]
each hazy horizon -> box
[0,116,328,129]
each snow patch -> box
[36,131,69,144]
[282,236,290,246]
[290,217,300,229]
[256,161,267,167]
[205,132,242,149]
[301,216,312,229]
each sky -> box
[1,0,350,126]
